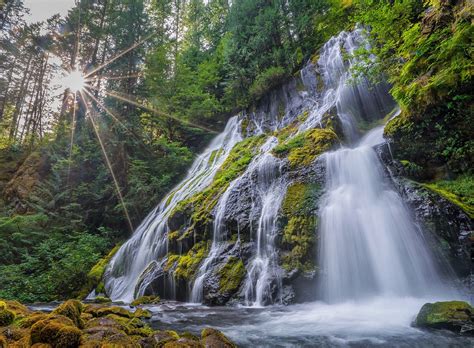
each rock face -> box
[377,143,473,279]
[0,299,237,347]
[415,301,474,334]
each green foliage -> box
[249,67,288,101]
[0,232,110,302]
[353,0,473,174]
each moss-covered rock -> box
[0,308,14,327]
[30,315,82,348]
[0,334,6,348]
[201,328,236,348]
[422,176,474,219]
[415,301,474,333]
[78,244,121,299]
[171,135,267,231]
[273,128,338,168]
[134,308,152,319]
[93,306,133,319]
[51,300,83,329]
[280,182,321,272]
[92,296,111,304]
[131,295,160,307]
[218,257,246,295]
[167,241,210,281]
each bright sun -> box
[60,70,86,92]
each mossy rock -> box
[93,306,133,319]
[280,182,320,272]
[273,128,338,168]
[139,330,180,347]
[218,257,245,295]
[168,241,210,281]
[134,308,152,319]
[92,296,111,304]
[0,334,6,348]
[52,300,83,328]
[131,295,160,307]
[415,301,473,333]
[30,315,82,348]
[78,244,122,299]
[18,313,50,328]
[105,314,152,337]
[0,308,14,327]
[171,135,267,229]
[201,328,236,348]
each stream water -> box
[30,300,473,347]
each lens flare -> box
[60,70,86,92]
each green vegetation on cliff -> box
[273,128,339,168]
[280,182,322,272]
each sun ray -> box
[85,32,155,79]
[86,73,143,82]
[87,84,217,134]
[79,90,134,233]
[67,92,77,185]
[83,88,130,131]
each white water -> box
[318,130,447,303]
[104,116,242,302]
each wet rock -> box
[377,143,473,277]
[51,300,84,328]
[30,315,82,348]
[415,301,474,334]
[201,328,236,348]
[131,295,161,307]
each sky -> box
[24,0,76,24]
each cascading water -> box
[315,30,449,303]
[104,26,459,310]
[104,116,242,302]
[318,129,446,302]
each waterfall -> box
[104,27,454,306]
[104,116,242,302]
[316,31,447,303]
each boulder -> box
[30,315,82,348]
[201,328,236,348]
[415,301,474,334]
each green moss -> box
[130,295,160,307]
[93,306,133,319]
[93,296,111,304]
[423,176,474,218]
[282,182,321,216]
[281,216,317,272]
[172,135,267,227]
[273,128,338,168]
[218,257,245,295]
[78,244,121,299]
[30,316,82,348]
[201,328,237,348]
[167,241,210,281]
[280,182,321,272]
[415,301,473,330]
[51,300,83,328]
[106,313,153,337]
[0,308,14,326]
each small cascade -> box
[189,180,236,303]
[300,27,395,135]
[242,143,287,306]
[104,116,242,302]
